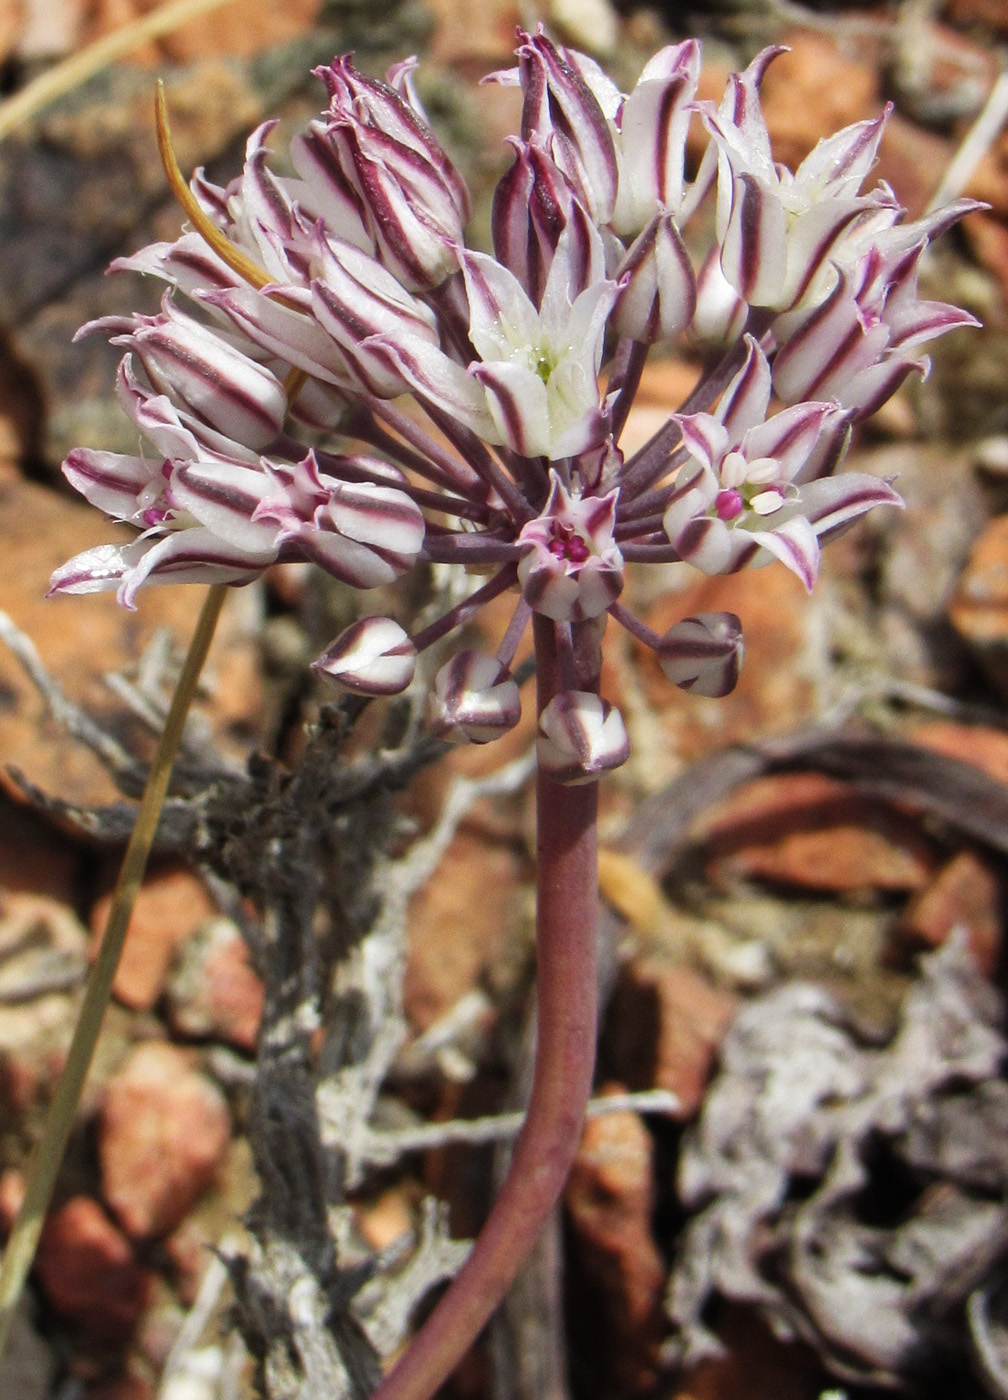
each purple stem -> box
[369,615,599,1400]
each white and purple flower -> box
[51,38,977,780]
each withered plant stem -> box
[0,583,228,1362]
[371,614,599,1400]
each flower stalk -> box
[371,616,599,1400]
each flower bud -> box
[612,214,696,344]
[432,651,521,743]
[313,616,416,694]
[537,691,629,784]
[657,613,743,697]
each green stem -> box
[0,583,228,1359]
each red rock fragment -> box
[34,1196,152,1343]
[604,960,739,1119]
[946,0,1008,33]
[911,719,1008,786]
[565,1085,667,1394]
[698,771,936,894]
[895,849,1002,974]
[949,515,1008,698]
[89,865,217,1011]
[403,828,522,1032]
[166,918,263,1051]
[99,1042,230,1239]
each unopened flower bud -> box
[432,650,521,743]
[313,616,416,694]
[537,691,629,784]
[658,613,743,697]
[612,214,696,344]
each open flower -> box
[461,230,617,460]
[517,472,623,621]
[663,340,901,589]
[701,48,892,310]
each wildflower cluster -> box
[52,33,977,781]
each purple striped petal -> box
[108,297,287,450]
[432,651,521,742]
[612,214,696,343]
[537,690,629,784]
[313,616,416,694]
[658,612,743,697]
[515,28,618,224]
[716,336,772,436]
[720,171,788,306]
[62,449,159,521]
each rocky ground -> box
[1,1,1008,1398]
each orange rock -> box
[355,1188,414,1252]
[426,0,523,72]
[35,1196,152,1342]
[911,718,1008,785]
[0,0,23,65]
[403,827,522,1032]
[895,848,1002,974]
[83,0,321,63]
[946,0,1008,33]
[166,917,263,1051]
[949,514,1008,696]
[699,771,936,894]
[565,1085,667,1394]
[604,960,739,1118]
[89,864,217,1011]
[99,1042,230,1238]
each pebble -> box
[604,959,739,1119]
[565,1085,667,1394]
[165,917,263,1052]
[698,772,937,895]
[34,1195,152,1342]
[99,1042,231,1239]
[90,866,217,1012]
[895,848,1001,973]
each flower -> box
[662,339,900,589]
[517,472,623,621]
[700,48,893,310]
[52,38,977,780]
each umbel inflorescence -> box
[52,32,977,782]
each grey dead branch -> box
[667,938,1008,1396]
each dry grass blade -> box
[0,0,241,142]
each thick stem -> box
[371,616,599,1400]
